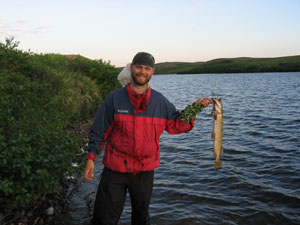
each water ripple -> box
[67,73,300,225]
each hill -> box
[154,55,300,74]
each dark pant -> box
[91,167,154,225]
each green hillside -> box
[154,55,300,74]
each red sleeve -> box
[166,117,194,134]
[86,153,96,161]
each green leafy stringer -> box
[180,103,204,124]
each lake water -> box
[66,72,300,225]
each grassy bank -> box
[0,38,121,220]
[154,55,300,74]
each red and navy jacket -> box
[86,84,194,175]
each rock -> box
[46,206,54,215]
[71,162,79,168]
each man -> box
[84,52,212,225]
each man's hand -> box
[84,159,95,180]
[195,98,213,107]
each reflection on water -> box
[67,72,300,225]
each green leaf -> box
[181,103,204,124]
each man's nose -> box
[139,67,146,73]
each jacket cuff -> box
[190,118,195,126]
[86,153,96,161]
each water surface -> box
[67,72,300,225]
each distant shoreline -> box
[153,71,300,75]
[153,55,300,75]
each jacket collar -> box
[126,84,151,113]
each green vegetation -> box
[181,103,204,124]
[0,38,121,212]
[154,56,300,74]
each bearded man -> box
[84,52,212,225]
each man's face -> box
[130,64,154,86]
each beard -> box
[131,73,151,86]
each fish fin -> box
[221,146,224,155]
[214,159,222,170]
[211,133,215,139]
[214,114,217,120]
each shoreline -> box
[1,119,93,225]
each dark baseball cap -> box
[132,52,155,68]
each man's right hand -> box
[84,159,95,180]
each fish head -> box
[212,98,223,114]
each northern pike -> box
[211,98,224,170]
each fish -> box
[211,98,224,170]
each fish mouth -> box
[213,98,222,114]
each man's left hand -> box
[195,98,213,107]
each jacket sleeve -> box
[86,94,114,161]
[164,98,194,134]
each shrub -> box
[0,37,120,209]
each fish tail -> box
[214,159,222,170]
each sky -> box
[1,0,300,67]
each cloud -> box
[0,18,50,37]
[35,25,51,30]
[17,20,31,24]
[31,25,51,34]
[0,18,7,23]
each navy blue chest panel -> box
[111,87,174,120]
